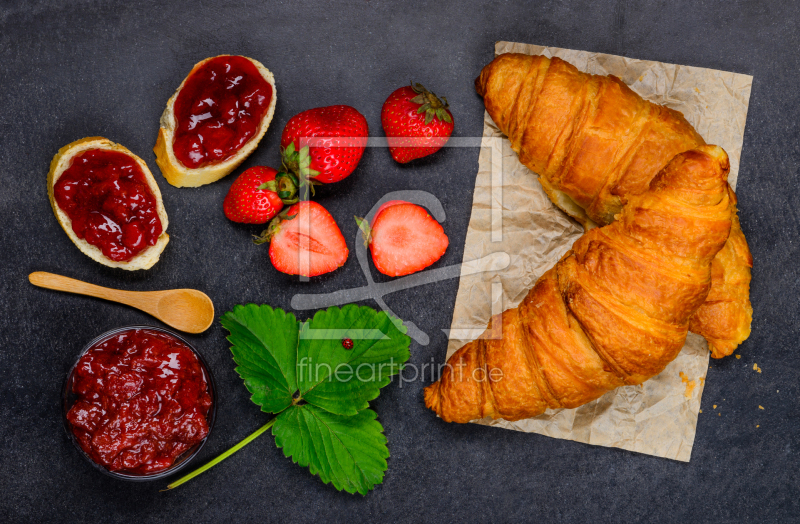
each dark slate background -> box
[1,0,797,522]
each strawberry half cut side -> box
[264,201,349,277]
[356,202,449,277]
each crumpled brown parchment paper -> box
[445,41,752,461]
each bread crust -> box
[154,55,277,188]
[48,137,170,270]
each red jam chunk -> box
[54,149,163,262]
[172,56,273,168]
[66,329,212,475]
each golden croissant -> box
[425,146,732,423]
[475,53,752,358]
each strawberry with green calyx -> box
[355,201,449,277]
[280,105,368,184]
[381,82,454,163]
[224,166,300,224]
[256,201,348,277]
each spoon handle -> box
[28,271,153,311]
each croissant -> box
[475,53,752,358]
[425,146,732,423]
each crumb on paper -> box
[679,372,696,399]
[759,405,764,410]
[753,363,762,373]
[735,354,741,359]
[699,377,705,385]
[685,381,696,399]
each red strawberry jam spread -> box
[66,329,212,475]
[54,149,163,262]
[172,56,273,168]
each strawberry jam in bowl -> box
[62,326,215,481]
[172,55,274,168]
[53,149,163,262]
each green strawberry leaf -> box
[222,304,300,414]
[273,405,388,495]
[297,305,410,416]
[169,304,411,495]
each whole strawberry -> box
[224,166,293,224]
[381,82,454,163]
[280,105,368,184]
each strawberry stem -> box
[253,207,298,245]
[163,416,277,490]
[281,145,321,188]
[409,82,452,124]
[259,172,301,205]
[354,216,373,248]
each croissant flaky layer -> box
[425,147,732,423]
[475,53,752,357]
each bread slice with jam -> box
[154,55,277,188]
[48,137,170,270]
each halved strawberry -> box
[263,201,348,277]
[356,202,448,277]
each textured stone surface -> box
[0,0,797,522]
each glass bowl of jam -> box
[62,326,216,481]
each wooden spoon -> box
[29,272,215,334]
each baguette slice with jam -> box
[48,137,170,270]
[154,55,277,187]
